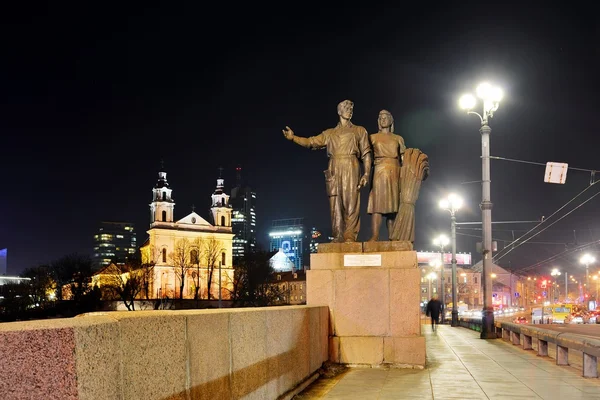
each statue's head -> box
[337,100,354,120]
[378,109,394,132]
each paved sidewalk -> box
[295,325,600,399]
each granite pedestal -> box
[306,241,425,368]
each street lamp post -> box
[580,254,595,302]
[427,271,437,300]
[551,268,561,303]
[439,194,463,327]
[459,82,503,339]
[429,259,442,295]
[433,234,450,323]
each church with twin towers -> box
[138,165,256,300]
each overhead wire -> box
[491,180,600,262]
[519,240,600,272]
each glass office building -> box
[92,222,137,268]
[269,218,304,272]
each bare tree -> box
[230,250,282,306]
[139,245,161,300]
[102,263,144,311]
[189,238,204,300]
[21,264,56,307]
[51,253,93,301]
[203,236,225,300]
[169,238,194,299]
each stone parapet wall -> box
[0,305,329,400]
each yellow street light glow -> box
[491,273,497,278]
[459,94,476,110]
[439,199,450,209]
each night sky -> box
[2,4,600,278]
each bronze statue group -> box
[283,100,429,244]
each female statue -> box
[367,110,405,241]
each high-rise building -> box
[0,248,7,275]
[92,222,137,268]
[230,166,257,263]
[269,218,305,271]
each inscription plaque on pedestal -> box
[343,254,382,267]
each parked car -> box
[513,316,528,324]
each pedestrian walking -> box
[426,294,442,332]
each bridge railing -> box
[496,321,600,378]
[458,316,599,379]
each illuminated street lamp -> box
[459,82,503,339]
[429,259,442,295]
[433,234,450,323]
[426,271,438,299]
[580,254,595,300]
[551,268,561,302]
[439,193,463,327]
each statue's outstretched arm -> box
[282,126,325,149]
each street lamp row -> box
[438,194,463,327]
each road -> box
[496,311,600,338]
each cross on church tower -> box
[191,204,195,212]
[160,159,165,170]
[218,166,223,178]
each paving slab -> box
[295,324,600,399]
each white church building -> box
[140,169,234,300]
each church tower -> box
[210,169,231,228]
[150,167,175,224]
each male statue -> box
[282,100,372,242]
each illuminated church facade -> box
[140,169,234,300]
